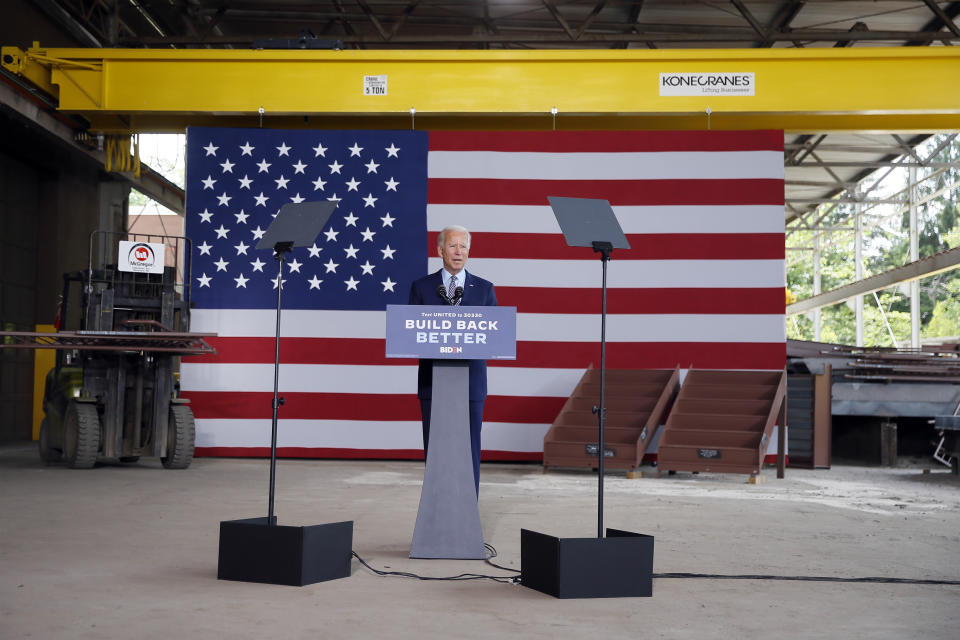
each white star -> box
[239,141,254,156]
[214,257,230,271]
[365,159,380,174]
[254,192,269,207]
[343,244,359,259]
[274,175,289,189]
[250,257,266,272]
[360,261,375,275]
[344,276,359,291]
[312,142,327,157]
[272,275,287,290]
[257,158,272,173]
[381,277,397,292]
[328,160,343,174]
[308,274,323,289]
[381,245,396,260]
[234,209,249,224]
[327,193,342,203]
[360,227,376,242]
[292,159,307,174]
[234,273,249,288]
[324,259,339,273]
[276,142,291,156]
[290,193,305,203]
[307,243,322,258]
[203,142,219,156]
[362,193,378,208]
[238,175,252,189]
[324,228,339,242]
[345,177,361,192]
[217,192,232,206]
[385,143,400,158]
[348,142,363,157]
[380,213,395,227]
[384,177,399,191]
[220,158,235,173]
[312,175,327,191]
[197,241,212,255]
[343,212,359,227]
[215,225,230,239]
[198,208,213,223]
[201,175,216,190]
[287,258,303,273]
[234,241,249,255]
[196,273,212,288]
[251,225,266,240]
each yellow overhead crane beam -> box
[2,44,959,133]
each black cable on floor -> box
[353,547,959,587]
[653,573,960,585]
[484,542,520,574]
[352,549,519,584]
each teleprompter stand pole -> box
[217,202,352,587]
[519,197,653,598]
[591,240,613,539]
[267,241,292,525]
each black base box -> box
[217,517,353,586]
[520,528,653,598]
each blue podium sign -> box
[385,305,517,360]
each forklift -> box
[13,231,216,469]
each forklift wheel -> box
[162,405,195,469]
[38,417,62,463]
[63,402,100,469]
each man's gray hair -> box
[437,225,471,249]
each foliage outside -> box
[787,134,960,346]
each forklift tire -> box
[38,417,62,463]
[162,405,195,470]
[63,402,100,469]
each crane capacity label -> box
[363,75,388,96]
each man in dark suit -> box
[408,225,497,494]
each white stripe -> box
[188,310,784,342]
[182,364,584,397]
[427,150,784,180]
[428,204,785,235]
[195,418,547,452]
[517,314,786,343]
[191,308,386,337]
[431,257,786,288]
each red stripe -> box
[193,446,542,462]
[183,391,564,423]
[428,130,784,152]
[429,178,783,206]
[497,287,786,314]
[187,338,785,369]
[427,232,784,260]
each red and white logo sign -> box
[118,240,165,274]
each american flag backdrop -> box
[182,128,786,461]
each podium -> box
[385,304,516,559]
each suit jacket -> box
[408,269,498,401]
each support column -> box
[855,191,864,347]
[813,226,822,342]
[908,165,920,349]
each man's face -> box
[438,230,469,275]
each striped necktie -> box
[448,275,458,304]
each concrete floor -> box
[1,443,958,639]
